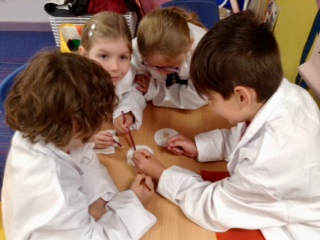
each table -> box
[98,103,234,240]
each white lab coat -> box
[2,132,156,240]
[131,23,208,114]
[157,78,320,240]
[113,63,146,130]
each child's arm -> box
[230,0,240,13]
[88,173,154,221]
[91,130,114,149]
[88,197,107,221]
[167,134,198,158]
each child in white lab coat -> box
[2,51,156,240]
[132,11,320,240]
[79,11,146,148]
[130,7,208,119]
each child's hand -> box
[134,73,151,94]
[133,149,166,181]
[167,134,198,158]
[114,112,134,134]
[130,173,154,205]
[91,130,114,149]
[88,198,107,221]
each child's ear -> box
[78,46,87,56]
[233,86,254,107]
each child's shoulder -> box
[188,23,207,47]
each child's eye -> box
[100,54,108,59]
[120,55,130,61]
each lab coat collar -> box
[31,135,95,174]
[228,78,289,161]
[115,64,136,99]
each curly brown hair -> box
[5,50,118,147]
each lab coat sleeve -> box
[157,166,288,232]
[71,144,119,205]
[113,85,147,130]
[26,189,155,240]
[195,124,244,162]
[100,190,157,240]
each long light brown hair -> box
[137,7,206,59]
[81,11,132,53]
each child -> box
[132,12,320,240]
[79,11,146,148]
[131,7,208,113]
[2,51,156,239]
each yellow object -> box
[59,24,83,53]
[274,0,317,83]
[0,203,6,240]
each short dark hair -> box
[191,11,283,102]
[5,51,118,147]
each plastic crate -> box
[49,11,138,47]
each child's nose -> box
[109,59,119,71]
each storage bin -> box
[49,11,138,47]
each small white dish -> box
[154,128,178,147]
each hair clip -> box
[88,24,96,37]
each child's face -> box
[86,37,131,85]
[143,53,186,75]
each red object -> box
[121,111,136,150]
[128,129,136,150]
[200,170,265,240]
[216,228,265,240]
[88,0,128,15]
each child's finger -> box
[134,173,145,183]
[168,146,184,155]
[167,134,183,143]
[143,175,154,191]
[133,149,152,159]
[168,139,185,149]
[136,85,147,94]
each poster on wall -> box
[247,0,279,31]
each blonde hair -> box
[81,11,132,53]
[137,7,206,59]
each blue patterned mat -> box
[0,31,56,195]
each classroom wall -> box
[0,0,49,22]
[274,0,318,84]
[0,0,318,87]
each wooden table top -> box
[98,103,233,240]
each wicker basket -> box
[49,11,138,47]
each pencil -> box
[113,139,125,149]
[141,179,152,191]
[127,130,136,151]
[122,111,136,151]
